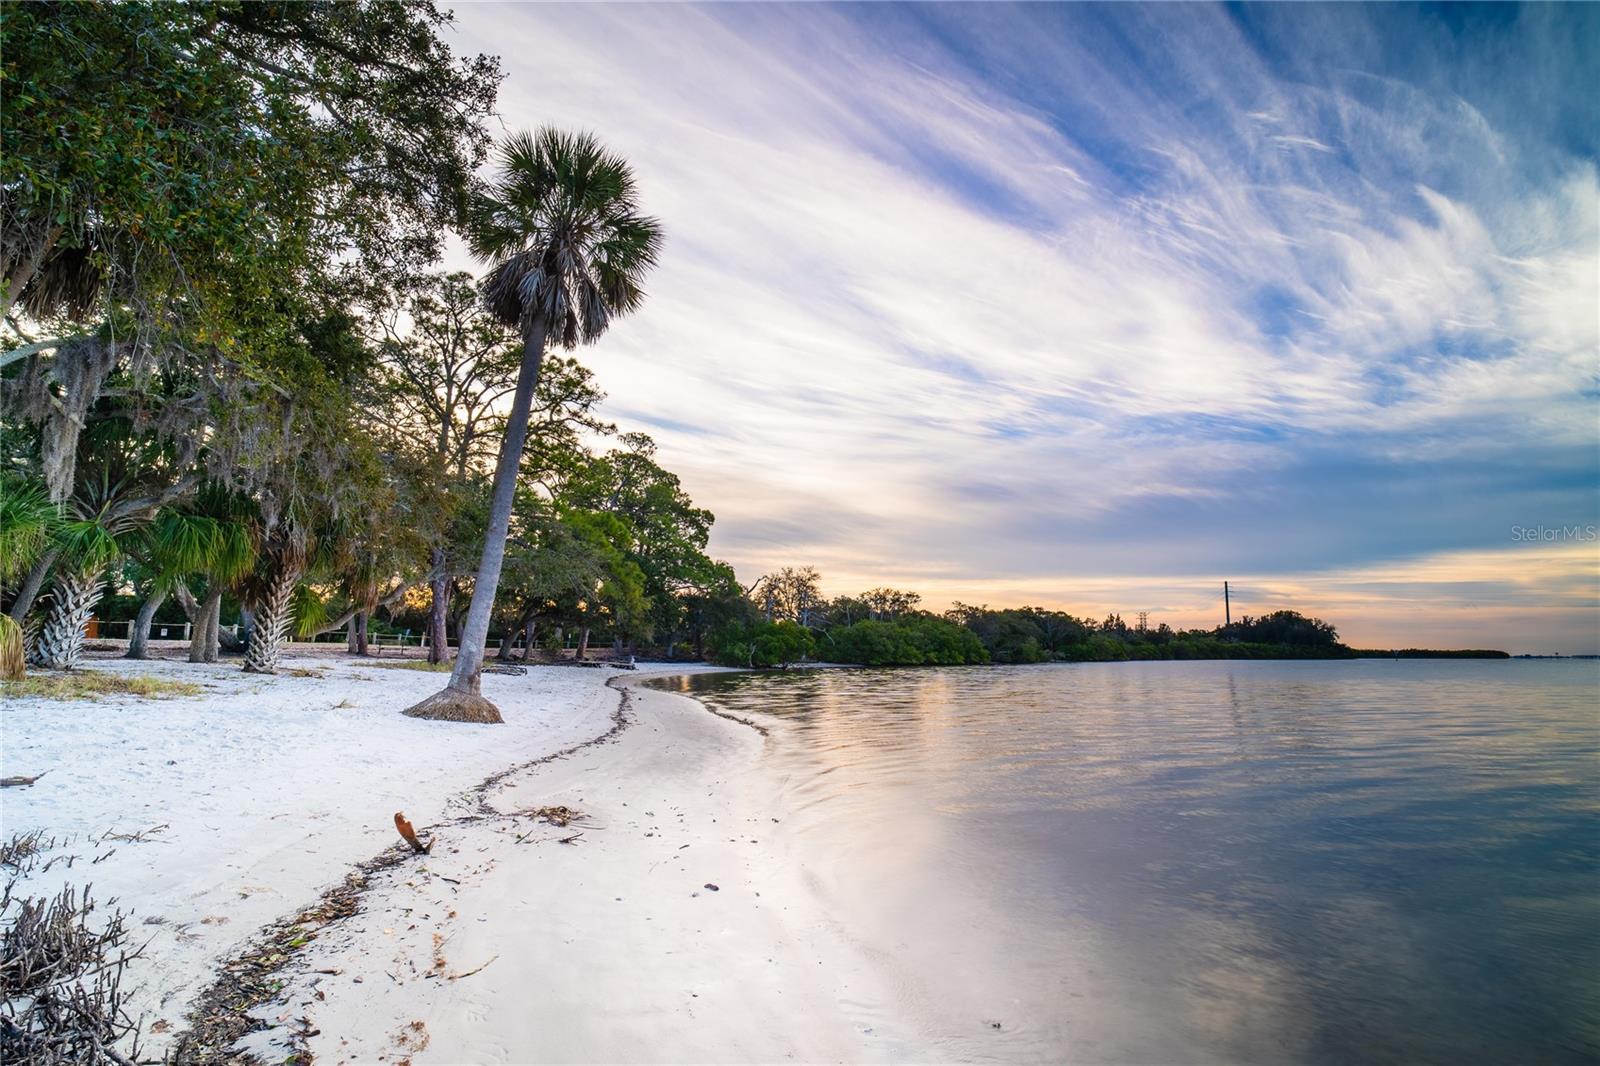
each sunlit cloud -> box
[448,3,1598,652]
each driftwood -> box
[1,771,49,788]
[393,812,433,854]
[447,954,498,981]
[1,831,146,1063]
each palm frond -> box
[147,511,221,581]
[54,518,122,575]
[18,241,105,321]
[466,126,663,351]
[291,582,328,640]
[0,478,61,583]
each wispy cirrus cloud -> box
[448,2,1599,652]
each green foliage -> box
[1351,648,1511,659]
[948,604,1356,663]
[1223,610,1341,647]
[0,477,58,583]
[3,0,499,326]
[291,583,329,641]
[824,616,989,666]
[136,497,259,593]
[554,435,718,643]
[52,518,121,576]
[708,621,815,669]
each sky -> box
[447,3,1599,654]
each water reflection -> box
[650,660,1600,1063]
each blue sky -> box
[450,3,1598,652]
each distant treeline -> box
[700,568,1460,668]
[1353,648,1511,659]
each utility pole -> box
[1224,581,1231,627]
[1137,611,1148,632]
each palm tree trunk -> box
[243,570,297,674]
[356,611,370,655]
[577,626,591,662]
[8,549,57,622]
[408,316,546,722]
[31,568,104,670]
[427,549,450,665]
[125,586,169,659]
[521,617,537,661]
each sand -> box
[1,652,926,1062]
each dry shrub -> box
[1,834,144,1063]
[1,672,202,701]
[0,615,24,682]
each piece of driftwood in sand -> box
[1,770,49,788]
[394,812,433,854]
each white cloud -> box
[445,4,1598,650]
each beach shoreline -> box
[2,653,916,1062]
[271,672,916,1064]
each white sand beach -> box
[1,653,917,1062]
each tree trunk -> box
[356,611,369,655]
[427,549,450,665]
[495,626,516,662]
[190,587,222,663]
[206,593,222,658]
[576,626,591,662]
[1,224,62,321]
[175,582,198,622]
[406,316,547,724]
[7,549,57,622]
[243,570,297,674]
[30,568,104,670]
[521,617,537,661]
[239,605,255,657]
[125,586,169,660]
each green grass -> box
[363,659,451,672]
[2,671,205,700]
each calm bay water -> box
[651,660,1600,1064]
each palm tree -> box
[405,128,661,724]
[124,497,258,660]
[30,514,122,670]
[26,406,200,669]
[239,515,309,675]
[0,478,57,679]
